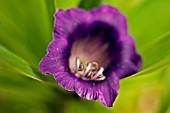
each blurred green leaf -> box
[0,45,73,91]
[55,0,81,9]
[135,31,170,76]
[128,0,170,48]
[0,45,42,81]
[67,99,114,113]
[0,0,55,70]
[101,0,123,10]
[0,67,82,113]
[79,0,101,10]
[159,66,170,113]
[0,69,58,113]
[101,0,148,16]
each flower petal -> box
[91,4,127,36]
[74,81,99,100]
[40,38,69,74]
[40,53,77,91]
[39,38,77,91]
[109,35,142,79]
[74,77,119,107]
[98,81,118,107]
[53,70,77,91]
[54,8,91,39]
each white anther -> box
[74,57,80,73]
[82,63,92,78]
[78,63,84,71]
[91,62,98,70]
[86,70,93,77]
[90,67,104,80]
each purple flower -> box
[39,4,142,107]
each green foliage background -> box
[0,0,170,113]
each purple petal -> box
[40,53,77,91]
[54,8,91,39]
[40,38,68,74]
[91,4,127,37]
[74,76,119,107]
[113,35,142,79]
[74,81,99,100]
[53,70,77,91]
[98,81,118,107]
[39,38,77,91]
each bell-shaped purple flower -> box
[39,4,142,107]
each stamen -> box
[86,70,93,77]
[90,67,104,80]
[82,63,92,78]
[74,57,84,73]
[78,63,84,72]
[73,57,106,81]
[74,57,80,73]
[91,62,98,71]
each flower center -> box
[72,57,106,81]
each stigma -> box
[73,57,106,81]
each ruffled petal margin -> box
[74,76,119,107]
